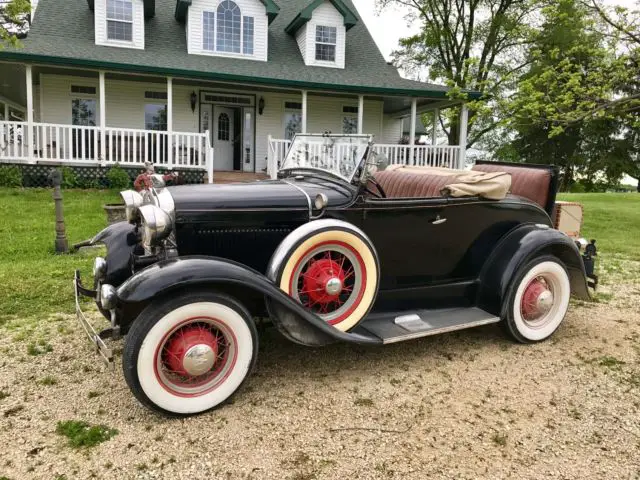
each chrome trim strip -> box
[282,180,313,219]
[266,219,376,284]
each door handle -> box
[431,215,447,225]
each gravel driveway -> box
[1,280,639,480]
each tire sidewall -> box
[123,292,258,416]
[275,226,379,332]
[505,256,571,343]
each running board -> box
[355,307,500,344]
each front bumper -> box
[73,270,114,364]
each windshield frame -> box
[279,133,373,183]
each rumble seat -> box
[471,163,552,211]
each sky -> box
[353,0,639,61]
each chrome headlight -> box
[138,204,173,246]
[120,190,144,223]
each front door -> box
[213,106,235,171]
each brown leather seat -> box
[472,163,551,209]
[373,169,452,198]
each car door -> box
[359,197,454,290]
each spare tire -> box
[267,220,380,332]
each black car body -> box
[75,134,592,416]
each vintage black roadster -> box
[74,133,593,416]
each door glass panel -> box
[218,112,230,141]
[72,99,96,126]
[243,108,253,167]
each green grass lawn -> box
[0,187,638,322]
[0,188,119,321]
[558,193,640,260]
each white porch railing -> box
[266,137,464,179]
[0,121,211,172]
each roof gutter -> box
[0,52,483,100]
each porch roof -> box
[0,0,482,101]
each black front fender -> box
[116,256,381,346]
[478,224,591,317]
[91,221,140,287]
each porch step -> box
[214,171,269,184]
[355,307,500,344]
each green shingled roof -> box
[175,0,279,24]
[285,0,358,35]
[1,0,481,100]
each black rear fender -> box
[477,224,590,317]
[115,256,381,346]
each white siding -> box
[39,74,197,131]
[299,1,346,69]
[381,115,403,144]
[95,0,145,50]
[295,24,307,59]
[187,0,268,62]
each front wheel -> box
[504,256,571,343]
[123,292,258,416]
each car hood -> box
[167,177,356,212]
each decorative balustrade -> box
[0,121,211,171]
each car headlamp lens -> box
[120,190,144,223]
[138,204,172,246]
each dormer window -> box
[92,0,145,49]
[106,0,133,42]
[201,1,254,56]
[315,26,336,62]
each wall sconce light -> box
[258,97,265,115]
[190,91,197,113]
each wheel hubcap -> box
[291,243,365,324]
[521,277,555,323]
[156,320,235,396]
[183,344,216,376]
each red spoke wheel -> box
[504,256,571,343]
[123,292,257,416]
[270,223,379,333]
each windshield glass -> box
[280,134,372,182]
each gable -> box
[285,0,357,36]
[175,0,278,23]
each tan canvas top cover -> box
[383,165,512,200]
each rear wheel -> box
[123,292,257,416]
[504,256,571,343]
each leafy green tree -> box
[502,0,636,189]
[378,0,539,147]
[0,0,31,47]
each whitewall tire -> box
[123,292,257,416]
[270,225,379,332]
[504,256,571,343]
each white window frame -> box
[106,0,134,44]
[201,2,255,58]
[315,25,337,63]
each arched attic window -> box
[217,0,241,53]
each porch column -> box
[357,95,364,134]
[458,104,468,169]
[409,98,417,165]
[432,108,439,146]
[99,71,106,162]
[167,77,173,168]
[301,90,308,134]
[25,65,34,163]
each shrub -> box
[0,166,23,187]
[60,167,78,188]
[106,164,130,190]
